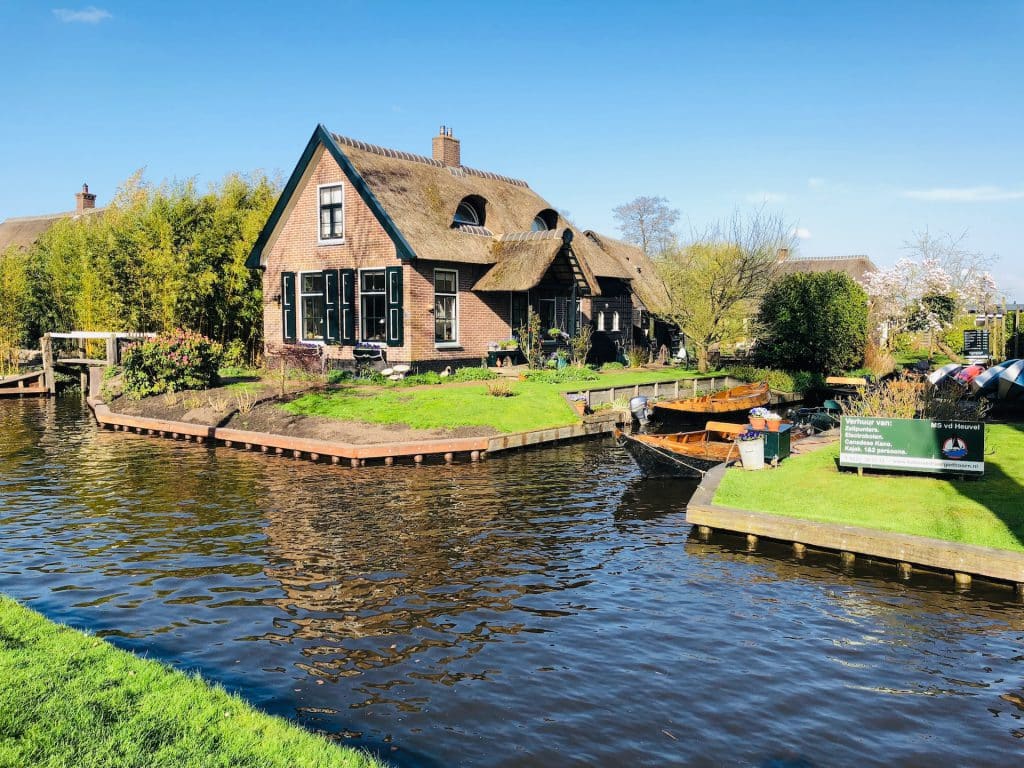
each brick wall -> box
[261,146,513,369]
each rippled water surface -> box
[2,398,1024,766]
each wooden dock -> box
[39,331,154,394]
[0,370,48,398]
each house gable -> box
[245,125,416,269]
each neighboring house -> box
[0,185,101,254]
[775,253,878,284]
[245,125,668,369]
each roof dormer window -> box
[531,208,558,232]
[452,195,486,229]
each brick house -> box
[246,125,668,369]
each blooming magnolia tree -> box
[862,231,999,358]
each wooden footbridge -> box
[0,331,153,397]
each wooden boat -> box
[825,375,870,397]
[614,421,746,478]
[653,381,770,416]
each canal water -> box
[2,397,1023,767]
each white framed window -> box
[597,310,605,331]
[360,269,387,341]
[612,310,620,332]
[299,271,326,342]
[434,269,459,345]
[318,183,344,243]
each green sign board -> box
[840,417,985,475]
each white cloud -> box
[53,6,111,23]
[901,185,1024,202]
[746,191,786,204]
[807,177,826,189]
[792,227,812,240]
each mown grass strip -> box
[714,424,1024,553]
[0,596,386,768]
[283,380,577,433]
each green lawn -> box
[714,423,1024,552]
[0,596,385,768]
[283,380,578,433]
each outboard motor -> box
[629,395,652,428]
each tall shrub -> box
[755,271,868,374]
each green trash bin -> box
[762,423,792,463]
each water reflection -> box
[2,398,1024,766]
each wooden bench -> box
[705,420,746,435]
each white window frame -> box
[298,270,326,344]
[434,268,460,348]
[317,183,345,245]
[612,310,620,332]
[597,310,606,332]
[358,267,387,343]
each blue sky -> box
[2,1,1022,297]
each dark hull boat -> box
[970,359,1019,395]
[614,422,745,478]
[653,381,770,417]
[997,360,1024,401]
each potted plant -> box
[749,406,769,430]
[736,429,765,470]
[765,412,785,432]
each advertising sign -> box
[840,417,985,475]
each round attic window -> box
[453,200,481,227]
[531,208,558,232]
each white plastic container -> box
[738,437,765,470]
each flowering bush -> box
[122,329,223,399]
[749,407,770,418]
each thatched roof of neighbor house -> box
[250,127,666,308]
[777,255,878,284]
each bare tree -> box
[656,209,793,372]
[613,196,680,256]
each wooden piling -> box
[840,551,855,568]
[897,562,912,580]
[793,542,806,559]
[696,525,712,541]
[745,534,758,551]
[954,572,972,589]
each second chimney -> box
[432,126,460,167]
[75,183,97,212]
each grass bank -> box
[0,596,385,768]
[282,369,729,433]
[714,424,1024,553]
[284,380,577,432]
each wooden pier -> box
[39,331,154,394]
[0,370,48,398]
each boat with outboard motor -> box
[614,421,747,478]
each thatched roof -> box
[0,209,103,254]
[473,229,600,294]
[583,231,671,312]
[248,126,668,303]
[778,255,877,283]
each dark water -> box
[2,398,1024,767]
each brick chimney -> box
[432,125,460,167]
[75,183,96,212]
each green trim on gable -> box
[245,124,417,269]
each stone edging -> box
[687,464,1024,590]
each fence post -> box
[105,334,116,365]
[40,335,55,394]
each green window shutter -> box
[281,272,297,342]
[386,266,404,347]
[340,268,356,345]
[323,269,340,344]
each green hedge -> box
[728,365,825,395]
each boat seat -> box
[704,421,746,435]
